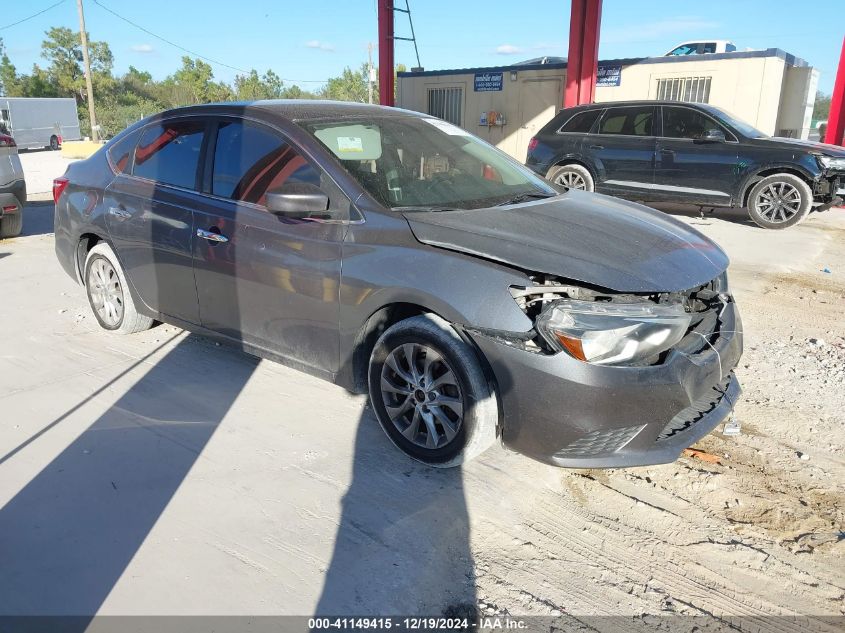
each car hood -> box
[403,191,729,293]
[750,136,845,156]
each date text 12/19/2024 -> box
[309,617,529,630]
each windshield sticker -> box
[337,136,364,153]
[424,118,470,136]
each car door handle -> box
[196,228,229,243]
[660,148,675,155]
[589,144,604,150]
[108,206,131,220]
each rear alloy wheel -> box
[747,174,812,229]
[0,212,23,238]
[84,242,153,334]
[546,164,594,192]
[50,135,60,151]
[368,314,497,467]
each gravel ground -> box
[0,153,843,629]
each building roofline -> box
[396,48,808,79]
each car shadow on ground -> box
[647,202,759,227]
[0,330,477,623]
[0,334,259,625]
[316,405,477,617]
[18,201,56,237]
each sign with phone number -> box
[474,72,503,92]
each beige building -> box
[396,49,818,161]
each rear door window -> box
[559,110,600,133]
[132,120,206,189]
[598,107,654,136]
[211,119,320,206]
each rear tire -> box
[368,314,498,468]
[50,135,59,151]
[747,174,812,229]
[0,212,23,238]
[546,163,594,192]
[84,242,153,334]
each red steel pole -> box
[377,0,395,106]
[826,36,845,146]
[564,0,602,108]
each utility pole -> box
[367,42,374,105]
[76,0,98,142]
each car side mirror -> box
[696,129,726,143]
[265,183,330,218]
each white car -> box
[0,132,25,238]
[664,40,736,56]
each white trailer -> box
[0,97,82,150]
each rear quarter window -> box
[559,110,601,134]
[106,129,142,174]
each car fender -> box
[736,160,819,206]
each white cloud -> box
[305,40,335,52]
[602,17,720,44]
[130,43,154,53]
[495,44,524,55]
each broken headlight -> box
[536,299,692,366]
[815,155,845,170]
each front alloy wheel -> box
[368,314,498,467]
[747,173,812,229]
[380,342,464,450]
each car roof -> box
[155,100,428,122]
[560,100,714,111]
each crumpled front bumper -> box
[468,301,743,468]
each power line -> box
[0,0,66,31]
[91,0,328,84]
[92,0,248,73]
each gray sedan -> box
[53,101,742,468]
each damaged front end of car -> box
[463,271,743,468]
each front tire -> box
[84,242,153,334]
[747,174,812,229]
[0,212,23,238]
[368,314,498,468]
[546,163,594,192]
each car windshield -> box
[300,115,558,210]
[706,106,769,138]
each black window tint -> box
[702,43,716,53]
[133,121,205,189]
[107,129,141,174]
[560,110,600,133]
[212,120,321,205]
[598,107,653,136]
[663,107,727,139]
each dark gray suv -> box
[54,101,743,468]
[526,100,845,229]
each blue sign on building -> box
[596,65,622,87]
[474,72,503,92]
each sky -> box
[1,0,843,94]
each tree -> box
[0,39,22,96]
[234,69,287,100]
[813,91,831,122]
[39,27,113,101]
[321,63,370,102]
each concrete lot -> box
[1,151,843,628]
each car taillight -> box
[53,177,69,204]
[0,134,15,147]
[527,137,539,153]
